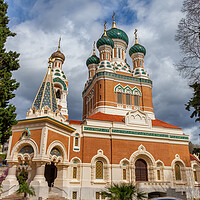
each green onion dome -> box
[86,55,100,66]
[106,28,129,45]
[97,36,114,49]
[129,43,146,57]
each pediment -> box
[125,109,152,128]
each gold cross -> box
[134,29,138,44]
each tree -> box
[175,0,200,82]
[0,0,20,144]
[16,169,35,200]
[185,82,200,122]
[101,183,146,200]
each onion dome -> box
[106,12,129,45]
[86,55,100,66]
[51,38,65,62]
[129,29,146,56]
[86,41,100,66]
[97,21,114,49]
[106,28,129,45]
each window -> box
[100,95,101,100]
[96,161,103,179]
[117,92,123,104]
[140,61,142,66]
[126,94,131,105]
[157,170,161,180]
[55,62,57,67]
[175,164,181,180]
[96,192,105,200]
[135,159,148,181]
[134,95,139,106]
[72,191,77,199]
[123,169,126,180]
[100,84,101,89]
[73,167,77,179]
[111,51,113,58]
[56,90,61,99]
[75,137,79,146]
[118,48,121,58]
[194,170,197,182]
[33,109,35,114]
[44,110,47,114]
[114,48,117,58]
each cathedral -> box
[1,14,200,200]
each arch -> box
[11,138,39,161]
[91,149,110,165]
[124,85,132,94]
[53,77,67,91]
[70,157,81,164]
[132,87,142,96]
[120,158,130,165]
[171,154,186,168]
[114,84,124,93]
[47,140,68,163]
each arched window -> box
[73,167,77,179]
[117,92,123,104]
[175,163,181,180]
[118,48,121,58]
[135,159,148,181]
[96,161,103,179]
[126,94,131,105]
[56,90,61,99]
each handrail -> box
[51,185,68,197]
[0,184,17,195]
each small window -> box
[126,94,131,105]
[75,137,79,146]
[72,191,77,199]
[194,170,197,182]
[100,84,101,89]
[55,62,57,67]
[106,53,108,59]
[100,95,101,100]
[56,90,61,99]
[134,95,139,106]
[123,169,126,180]
[157,170,161,180]
[118,48,121,58]
[117,92,123,104]
[96,192,105,200]
[175,164,181,180]
[73,167,77,179]
[96,161,103,179]
[140,61,142,66]
[33,110,35,114]
[111,51,113,58]
[44,110,47,114]
[96,192,100,200]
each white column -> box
[30,162,48,200]
[1,162,19,197]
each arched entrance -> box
[135,159,148,181]
[44,162,57,187]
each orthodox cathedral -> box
[1,14,200,200]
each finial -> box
[112,12,117,29]
[93,41,96,55]
[103,21,107,36]
[58,37,61,51]
[134,29,138,44]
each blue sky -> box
[5,0,200,143]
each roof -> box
[32,66,58,112]
[69,120,82,125]
[190,154,200,163]
[87,112,181,129]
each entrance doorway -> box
[135,159,148,181]
[44,162,57,187]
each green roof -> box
[129,43,146,56]
[86,55,100,66]
[106,28,129,45]
[97,36,114,49]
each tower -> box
[27,39,69,122]
[83,14,155,120]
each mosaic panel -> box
[19,145,34,154]
[33,82,45,109]
[50,147,61,156]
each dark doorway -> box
[135,159,148,181]
[148,192,166,199]
[44,162,57,187]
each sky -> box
[5,0,200,144]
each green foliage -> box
[16,169,35,199]
[0,154,6,160]
[102,183,146,200]
[0,0,20,144]
[16,182,35,199]
[185,82,200,122]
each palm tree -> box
[102,183,146,200]
[16,182,35,200]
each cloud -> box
[6,0,199,143]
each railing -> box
[0,184,17,195]
[50,183,68,197]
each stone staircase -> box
[46,191,67,200]
[1,192,23,200]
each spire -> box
[112,12,117,29]
[134,29,138,44]
[32,57,58,112]
[93,41,96,55]
[58,37,61,51]
[103,21,107,36]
